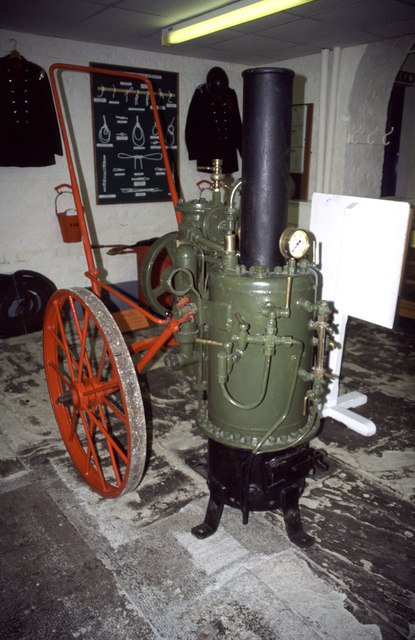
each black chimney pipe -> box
[240,67,294,270]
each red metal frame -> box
[49,64,191,372]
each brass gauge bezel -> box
[279,227,310,260]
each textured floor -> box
[0,316,414,640]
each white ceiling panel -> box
[1,0,415,65]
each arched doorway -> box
[381,48,415,199]
[343,36,414,198]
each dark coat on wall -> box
[0,56,63,167]
[185,83,242,174]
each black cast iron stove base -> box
[191,439,328,548]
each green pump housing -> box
[204,262,320,453]
[142,171,333,455]
[140,68,336,546]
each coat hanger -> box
[8,38,22,60]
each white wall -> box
[284,36,414,227]
[0,29,245,288]
[343,37,415,197]
[283,46,368,227]
[1,28,414,289]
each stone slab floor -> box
[0,317,414,640]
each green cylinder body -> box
[174,241,198,289]
[199,264,319,452]
[176,196,229,244]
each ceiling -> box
[2,0,415,66]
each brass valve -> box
[197,159,223,191]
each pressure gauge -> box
[279,228,310,260]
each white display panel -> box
[309,193,411,435]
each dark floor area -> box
[0,316,414,639]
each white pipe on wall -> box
[323,46,341,193]
[316,49,330,192]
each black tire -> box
[0,270,56,338]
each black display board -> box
[91,63,179,204]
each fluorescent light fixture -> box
[162,0,314,46]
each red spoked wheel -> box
[43,287,146,498]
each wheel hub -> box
[57,377,117,410]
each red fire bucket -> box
[55,184,82,243]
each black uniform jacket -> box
[185,84,242,174]
[0,55,63,167]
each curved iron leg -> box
[281,485,314,548]
[191,495,224,539]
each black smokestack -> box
[240,67,294,270]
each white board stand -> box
[309,193,411,437]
